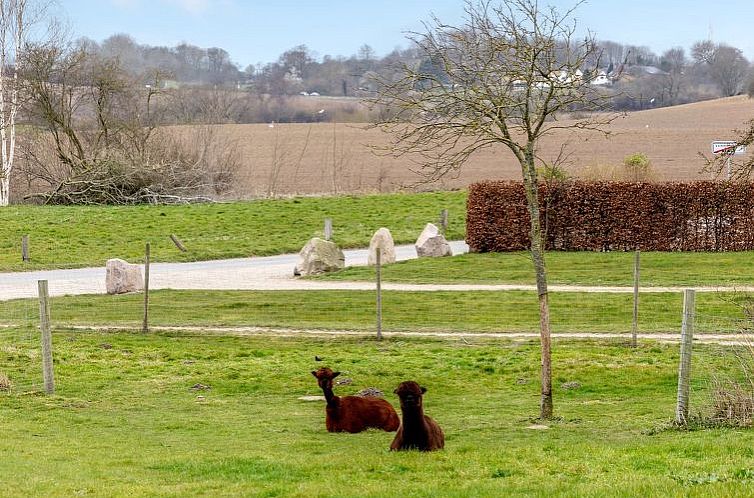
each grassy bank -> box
[318,251,754,287]
[0,289,748,334]
[0,191,466,271]
[1,332,753,497]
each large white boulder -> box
[368,227,396,266]
[106,258,144,294]
[294,238,345,276]
[415,223,453,258]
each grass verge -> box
[1,332,753,497]
[0,289,749,334]
[0,191,465,271]
[316,251,754,287]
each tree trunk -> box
[521,149,553,420]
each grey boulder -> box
[106,258,144,294]
[294,238,345,276]
[415,223,453,258]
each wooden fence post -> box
[37,280,54,394]
[439,209,449,235]
[631,250,640,347]
[376,247,382,340]
[324,218,333,241]
[675,289,695,425]
[143,242,150,333]
[169,234,187,252]
[22,235,29,262]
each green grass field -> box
[0,289,749,335]
[1,332,753,497]
[317,251,754,288]
[0,192,466,271]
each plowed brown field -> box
[206,96,754,198]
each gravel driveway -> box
[0,241,469,300]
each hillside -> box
[200,96,754,198]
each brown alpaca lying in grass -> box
[312,367,400,433]
[390,381,444,451]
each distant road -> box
[0,241,469,300]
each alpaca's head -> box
[394,381,426,410]
[312,367,340,390]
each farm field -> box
[1,332,754,497]
[0,192,465,272]
[209,96,754,197]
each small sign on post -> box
[712,140,747,180]
[711,141,747,155]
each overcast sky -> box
[60,0,754,68]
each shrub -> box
[466,180,754,252]
[537,164,569,182]
[623,153,652,181]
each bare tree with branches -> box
[371,0,619,419]
[18,37,238,204]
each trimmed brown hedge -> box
[467,181,754,252]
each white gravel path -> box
[0,241,467,300]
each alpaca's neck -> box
[401,405,425,429]
[321,385,338,405]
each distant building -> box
[590,71,611,86]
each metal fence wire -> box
[2,245,754,400]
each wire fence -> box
[2,244,754,408]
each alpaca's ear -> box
[421,386,427,394]
[332,371,341,378]
[311,371,318,377]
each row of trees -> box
[66,33,754,106]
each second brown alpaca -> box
[390,381,444,451]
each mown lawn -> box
[1,332,753,497]
[0,289,749,335]
[316,251,754,288]
[0,191,466,271]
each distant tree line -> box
[75,34,753,116]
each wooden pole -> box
[631,250,640,347]
[169,234,187,252]
[21,235,29,262]
[142,242,150,333]
[324,218,333,241]
[439,209,449,235]
[675,289,695,425]
[37,280,54,394]
[376,247,382,340]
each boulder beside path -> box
[106,258,144,294]
[415,223,453,258]
[294,238,345,276]
[368,227,397,266]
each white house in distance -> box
[590,70,611,86]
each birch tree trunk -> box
[0,0,26,206]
